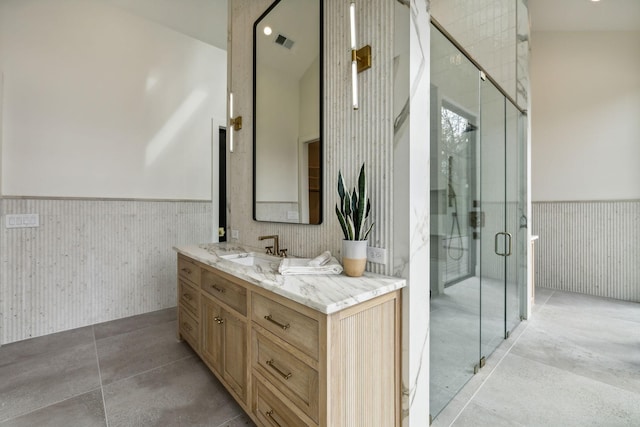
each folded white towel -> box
[278,257,343,275]
[308,251,332,267]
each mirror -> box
[253,0,323,224]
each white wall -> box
[255,64,299,202]
[531,31,640,201]
[0,0,227,199]
[101,0,228,50]
[298,56,320,141]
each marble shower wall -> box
[0,198,212,344]
[430,0,520,107]
[393,1,432,426]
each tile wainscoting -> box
[0,197,213,344]
[533,200,640,302]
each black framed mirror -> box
[253,0,323,224]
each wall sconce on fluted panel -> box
[229,92,242,153]
[349,2,372,110]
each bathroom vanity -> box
[174,243,405,427]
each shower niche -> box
[429,22,528,419]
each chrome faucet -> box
[258,235,279,255]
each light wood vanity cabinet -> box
[176,254,402,427]
[201,294,248,402]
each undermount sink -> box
[220,252,281,267]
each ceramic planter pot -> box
[342,240,367,277]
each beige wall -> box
[0,0,226,199]
[531,31,640,201]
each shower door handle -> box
[494,232,512,256]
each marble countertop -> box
[173,243,406,315]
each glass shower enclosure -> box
[429,23,528,419]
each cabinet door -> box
[223,309,247,402]
[201,296,223,373]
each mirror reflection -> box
[253,0,323,224]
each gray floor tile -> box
[544,290,640,324]
[103,357,246,427]
[95,319,193,385]
[0,327,100,422]
[533,286,554,305]
[465,353,640,426]
[512,302,640,394]
[451,401,525,427]
[216,413,256,427]
[0,326,94,366]
[0,389,106,427]
[93,307,177,340]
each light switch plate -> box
[6,214,40,228]
[231,229,239,240]
[367,246,387,265]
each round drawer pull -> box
[182,322,192,332]
[182,293,193,301]
[264,314,290,330]
[266,359,292,380]
[181,267,192,274]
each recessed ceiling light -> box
[263,26,272,36]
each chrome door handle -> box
[494,232,513,256]
[495,232,504,256]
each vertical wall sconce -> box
[229,92,242,153]
[349,2,372,110]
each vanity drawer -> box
[253,330,319,422]
[178,279,200,317]
[253,378,314,427]
[178,307,199,352]
[252,293,319,360]
[178,256,201,285]
[201,270,247,316]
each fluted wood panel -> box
[229,0,395,275]
[532,200,640,302]
[1,198,212,344]
[339,299,397,426]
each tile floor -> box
[433,287,640,426]
[0,308,255,427]
[430,276,517,415]
[2,288,639,426]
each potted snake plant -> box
[336,163,374,277]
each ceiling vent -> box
[275,34,295,49]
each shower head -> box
[463,123,477,133]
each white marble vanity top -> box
[173,243,406,315]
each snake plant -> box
[336,163,374,241]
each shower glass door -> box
[429,26,481,418]
[506,103,525,334]
[429,22,527,420]
[479,80,506,359]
